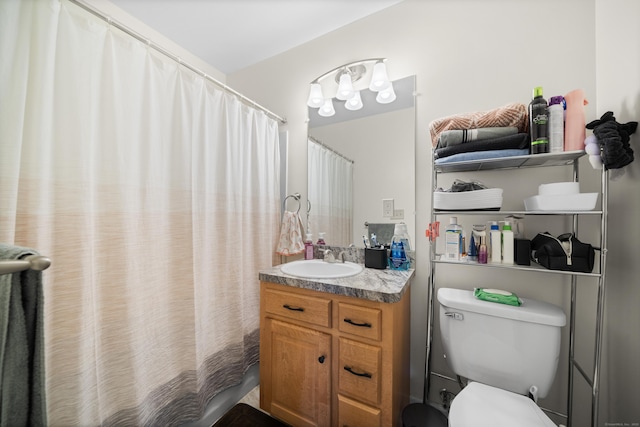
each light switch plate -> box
[382,198,394,218]
[392,209,404,220]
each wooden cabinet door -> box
[263,318,331,427]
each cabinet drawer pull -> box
[343,366,372,379]
[343,318,372,328]
[283,304,304,312]
[318,355,325,364]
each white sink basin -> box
[280,259,363,279]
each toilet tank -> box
[438,288,566,398]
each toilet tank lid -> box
[438,288,566,327]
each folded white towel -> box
[276,211,305,256]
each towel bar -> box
[0,255,51,276]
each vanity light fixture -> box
[307,58,394,117]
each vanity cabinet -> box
[260,281,410,427]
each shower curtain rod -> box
[0,255,51,276]
[309,136,355,164]
[67,0,287,125]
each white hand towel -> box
[276,211,305,256]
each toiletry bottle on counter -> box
[489,221,501,263]
[548,96,565,153]
[501,222,514,265]
[389,224,410,270]
[445,217,463,261]
[304,233,314,260]
[316,232,326,245]
[529,86,549,154]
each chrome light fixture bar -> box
[307,58,395,117]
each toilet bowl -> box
[448,382,556,427]
[437,288,566,427]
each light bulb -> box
[376,84,396,104]
[345,91,363,111]
[369,61,390,92]
[336,73,355,101]
[318,98,335,117]
[307,83,324,108]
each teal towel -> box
[0,244,47,427]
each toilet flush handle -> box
[444,311,464,321]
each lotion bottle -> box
[502,222,514,265]
[445,217,463,261]
[304,233,314,260]
[564,89,588,151]
[489,221,501,263]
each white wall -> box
[86,0,226,82]
[230,0,639,424]
[595,0,640,424]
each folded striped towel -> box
[429,103,529,147]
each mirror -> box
[307,75,416,248]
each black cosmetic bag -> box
[531,232,595,273]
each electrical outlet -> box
[391,209,404,220]
[382,198,394,218]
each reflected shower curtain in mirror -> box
[0,1,280,425]
[307,139,353,246]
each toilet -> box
[437,288,566,427]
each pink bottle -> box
[564,89,589,151]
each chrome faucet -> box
[323,249,336,263]
[324,248,348,263]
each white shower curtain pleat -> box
[0,0,280,425]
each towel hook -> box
[283,193,301,214]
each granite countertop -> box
[258,263,414,304]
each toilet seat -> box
[448,382,556,427]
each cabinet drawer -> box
[264,288,331,328]
[338,394,381,427]
[338,302,382,341]
[338,337,381,406]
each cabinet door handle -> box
[282,304,304,312]
[343,366,372,379]
[318,355,325,364]
[343,318,372,328]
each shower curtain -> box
[307,139,353,247]
[0,1,280,425]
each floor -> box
[238,385,260,410]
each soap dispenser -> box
[304,234,314,260]
[389,224,410,270]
